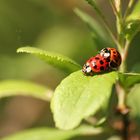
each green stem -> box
[124,0,135,20]
[109,0,126,72]
[109,0,120,18]
[116,82,130,140]
[116,83,128,114]
[86,0,121,48]
[116,1,125,49]
[112,1,131,139]
[109,0,123,51]
[115,0,127,109]
[119,37,131,72]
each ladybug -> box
[100,48,121,69]
[82,54,110,75]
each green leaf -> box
[17,47,81,73]
[51,71,118,130]
[125,1,140,41]
[0,80,52,101]
[74,8,105,39]
[127,84,140,120]
[2,125,103,140]
[124,19,140,41]
[85,0,102,17]
[128,0,140,20]
[107,136,121,140]
[119,72,140,89]
[94,117,106,127]
[74,8,113,48]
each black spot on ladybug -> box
[94,65,97,69]
[95,57,100,60]
[88,59,92,62]
[113,55,116,57]
[110,61,118,68]
[106,64,109,67]
[117,53,121,58]
[113,51,116,54]
[86,65,89,68]
[99,60,104,65]
[106,58,110,62]
[100,66,104,71]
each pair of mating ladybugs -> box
[82,48,122,76]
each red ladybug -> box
[100,48,121,69]
[82,54,110,76]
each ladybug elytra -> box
[82,54,110,76]
[100,48,121,69]
[82,47,122,76]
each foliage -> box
[51,71,118,129]
[119,73,140,89]
[1,0,140,140]
[0,80,52,101]
[17,47,81,73]
[2,125,103,140]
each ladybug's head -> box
[82,62,92,75]
[100,48,110,58]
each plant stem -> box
[109,0,123,52]
[124,0,135,20]
[120,0,135,74]
[111,1,131,139]
[116,83,130,140]
[122,113,130,140]
[109,0,120,18]
[116,0,125,49]
[116,83,128,114]
[86,0,121,49]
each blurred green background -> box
[0,0,96,82]
[0,0,140,139]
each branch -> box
[85,0,121,49]
[124,0,135,20]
